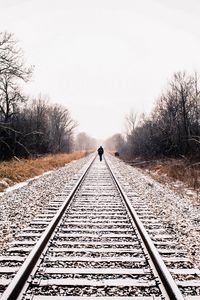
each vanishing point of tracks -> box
[0,155,200,299]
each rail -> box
[1,155,187,300]
[104,156,184,300]
[1,155,97,300]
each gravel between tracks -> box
[0,154,93,252]
[0,154,199,272]
[107,155,200,270]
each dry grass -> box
[0,151,91,192]
[135,158,200,193]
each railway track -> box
[0,155,200,299]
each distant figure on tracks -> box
[97,146,104,161]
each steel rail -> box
[104,156,185,300]
[1,154,97,300]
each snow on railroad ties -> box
[0,155,93,253]
[108,155,200,270]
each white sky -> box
[1,0,200,139]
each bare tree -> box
[105,133,124,152]
[0,31,33,159]
[0,31,32,79]
[122,71,200,160]
[8,97,78,158]
[48,104,77,153]
[0,74,27,122]
[75,132,97,151]
[125,111,137,136]
[0,31,79,160]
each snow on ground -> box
[4,170,54,193]
[0,155,93,252]
[108,155,200,269]
[0,153,199,270]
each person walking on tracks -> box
[97,146,104,161]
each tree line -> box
[75,132,97,151]
[0,32,77,160]
[105,71,200,160]
[2,31,199,160]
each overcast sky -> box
[1,0,200,139]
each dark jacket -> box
[98,146,104,155]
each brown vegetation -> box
[0,151,90,192]
[132,158,200,195]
